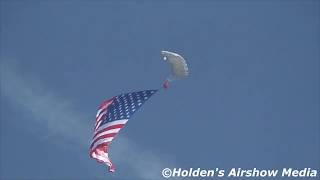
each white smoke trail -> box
[0,60,175,179]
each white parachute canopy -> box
[161,50,189,81]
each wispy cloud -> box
[0,60,175,179]
[1,61,90,145]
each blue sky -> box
[1,1,319,179]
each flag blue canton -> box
[99,90,157,126]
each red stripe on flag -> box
[90,133,118,148]
[99,97,115,109]
[93,124,124,139]
[96,109,107,122]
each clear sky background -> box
[1,1,319,179]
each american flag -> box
[89,90,157,172]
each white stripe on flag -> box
[96,108,103,118]
[94,120,102,131]
[96,109,107,122]
[95,119,128,133]
[91,137,114,150]
[91,128,121,144]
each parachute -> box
[161,50,189,88]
